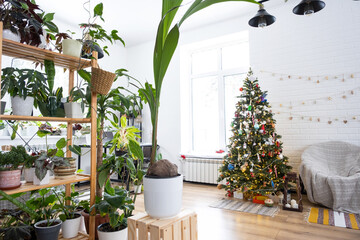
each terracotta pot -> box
[0,169,21,190]
[81,210,109,239]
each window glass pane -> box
[222,42,249,70]
[192,49,218,75]
[224,74,245,144]
[192,76,219,153]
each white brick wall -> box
[250,0,360,171]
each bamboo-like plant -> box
[138,0,259,165]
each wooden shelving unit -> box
[0,22,98,240]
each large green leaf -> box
[44,60,55,93]
[56,138,67,149]
[0,190,39,219]
[128,140,143,161]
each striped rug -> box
[308,207,360,230]
[209,198,279,217]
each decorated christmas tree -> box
[217,69,292,197]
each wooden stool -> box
[128,209,198,240]
[282,172,303,212]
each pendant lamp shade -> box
[293,0,326,15]
[248,6,276,28]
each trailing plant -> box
[79,2,125,57]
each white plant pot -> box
[24,168,35,183]
[33,171,50,185]
[62,39,83,58]
[143,175,183,219]
[97,224,127,240]
[133,184,142,194]
[62,213,82,239]
[64,102,83,118]
[11,96,34,116]
[3,29,20,42]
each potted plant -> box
[0,0,55,46]
[0,146,33,190]
[25,188,62,240]
[91,183,134,240]
[126,0,258,218]
[64,86,86,119]
[23,150,38,183]
[1,67,47,116]
[0,208,34,240]
[79,3,125,59]
[52,187,82,238]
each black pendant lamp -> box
[248,1,276,28]
[293,0,326,15]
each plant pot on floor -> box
[54,157,76,177]
[11,96,34,116]
[24,167,35,182]
[64,102,84,118]
[1,101,6,115]
[143,174,183,218]
[0,169,21,190]
[62,39,83,58]
[82,211,109,239]
[33,170,50,185]
[34,219,62,240]
[97,223,127,240]
[62,213,82,239]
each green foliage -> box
[217,70,292,195]
[0,145,34,171]
[36,87,65,117]
[52,186,81,222]
[90,183,134,231]
[1,67,47,101]
[138,0,259,165]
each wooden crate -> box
[128,209,198,240]
[58,232,89,240]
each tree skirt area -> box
[209,198,279,217]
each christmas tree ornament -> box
[254,123,260,130]
[248,105,252,111]
[243,143,247,149]
[274,165,278,178]
[271,180,275,188]
[228,164,234,170]
[240,87,243,91]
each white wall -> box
[117,0,360,172]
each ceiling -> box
[36,0,284,47]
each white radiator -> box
[181,157,225,184]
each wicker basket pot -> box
[91,67,116,95]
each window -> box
[180,32,249,155]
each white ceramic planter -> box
[24,168,35,183]
[61,213,81,239]
[3,29,20,42]
[64,102,83,118]
[33,171,50,185]
[62,39,82,58]
[143,175,183,218]
[11,96,34,116]
[133,184,142,194]
[97,224,127,240]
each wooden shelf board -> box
[2,38,91,69]
[59,232,89,240]
[0,115,91,123]
[4,174,91,195]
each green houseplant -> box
[137,0,258,219]
[90,183,134,240]
[52,187,82,239]
[0,146,34,190]
[1,66,47,116]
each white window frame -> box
[180,32,249,156]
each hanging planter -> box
[11,96,34,116]
[90,67,116,95]
[62,39,83,58]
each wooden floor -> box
[131,182,360,240]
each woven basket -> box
[91,67,116,95]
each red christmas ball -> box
[256,84,259,88]
[269,169,272,173]
[240,87,243,91]
[283,176,286,180]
